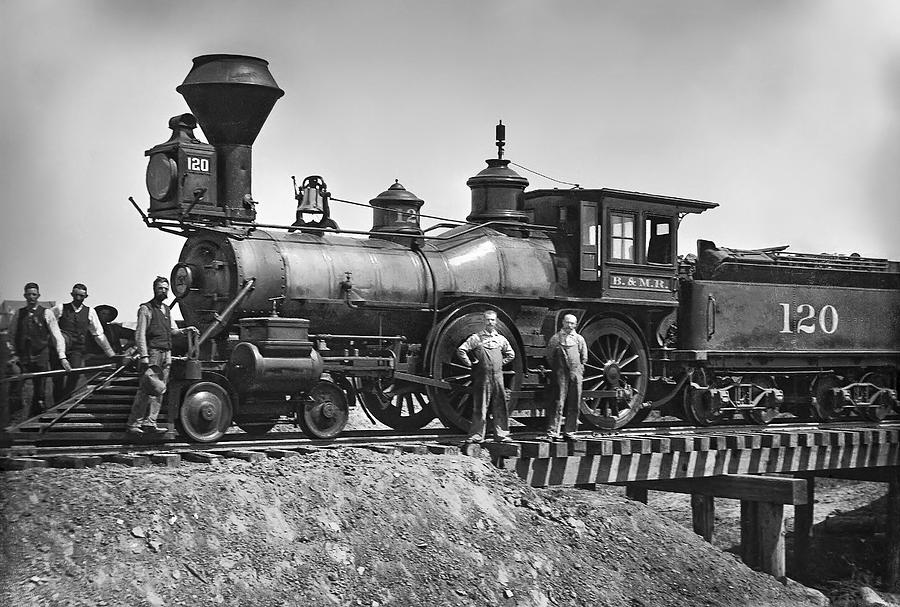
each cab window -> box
[645,216,673,264]
[610,212,635,262]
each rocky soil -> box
[0,447,835,607]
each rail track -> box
[3,419,898,470]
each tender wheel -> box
[178,381,234,443]
[859,372,894,422]
[810,374,845,421]
[426,308,523,433]
[744,375,780,425]
[235,421,277,435]
[299,380,349,439]
[579,319,649,430]
[360,378,436,431]
[683,368,725,426]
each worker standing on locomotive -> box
[49,283,116,403]
[545,313,588,441]
[6,282,69,418]
[456,309,516,444]
[127,276,199,435]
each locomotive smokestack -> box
[177,54,284,218]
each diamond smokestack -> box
[177,54,284,217]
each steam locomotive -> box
[138,55,900,443]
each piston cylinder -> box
[228,317,323,393]
[228,342,323,394]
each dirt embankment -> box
[1,449,826,607]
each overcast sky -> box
[2,0,899,319]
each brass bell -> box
[294,175,328,214]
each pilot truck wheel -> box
[178,381,234,443]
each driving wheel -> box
[360,378,436,431]
[579,319,649,430]
[426,308,523,432]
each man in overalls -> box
[546,313,588,441]
[457,309,516,444]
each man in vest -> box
[49,283,117,403]
[6,282,68,418]
[456,309,516,444]
[545,313,588,441]
[127,276,199,435]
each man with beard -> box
[126,276,199,435]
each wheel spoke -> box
[619,353,639,368]
[612,338,627,362]
[445,372,472,382]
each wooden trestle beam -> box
[491,428,900,582]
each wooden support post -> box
[691,494,714,542]
[625,486,648,503]
[741,501,760,569]
[887,467,900,591]
[792,474,815,578]
[740,500,785,579]
[757,502,786,580]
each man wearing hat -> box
[127,276,199,435]
[85,304,125,365]
[6,282,69,418]
[545,313,588,441]
[49,283,118,403]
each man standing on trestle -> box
[546,313,588,441]
[457,309,516,444]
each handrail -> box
[145,217,558,242]
[41,362,135,433]
[0,364,116,384]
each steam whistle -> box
[496,120,505,159]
